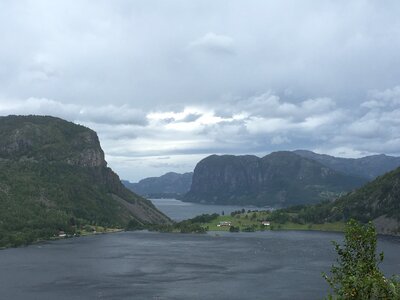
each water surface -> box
[2,199,399,299]
[1,231,399,300]
[150,198,269,221]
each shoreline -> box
[3,226,400,251]
[0,228,124,251]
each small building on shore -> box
[217,221,232,227]
[58,231,67,238]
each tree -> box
[229,226,239,232]
[324,219,400,299]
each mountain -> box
[0,115,170,247]
[123,172,193,198]
[184,151,367,207]
[294,150,400,180]
[293,166,400,235]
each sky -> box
[1,0,400,181]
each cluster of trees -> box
[0,161,127,248]
[230,209,247,216]
[126,213,220,234]
[229,226,240,232]
[230,209,263,217]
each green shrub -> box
[229,226,240,232]
[324,219,400,299]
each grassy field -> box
[200,211,345,233]
[77,226,124,236]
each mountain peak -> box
[0,115,106,167]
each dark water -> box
[150,198,270,221]
[1,231,400,300]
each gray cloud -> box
[2,1,400,108]
[1,1,400,180]
[0,97,147,126]
[2,86,400,180]
[188,32,235,55]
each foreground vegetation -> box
[324,220,400,299]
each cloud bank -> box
[1,1,400,180]
[2,85,400,180]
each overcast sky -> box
[1,0,400,181]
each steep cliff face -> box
[185,152,367,206]
[0,115,170,247]
[0,115,106,167]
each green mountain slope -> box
[290,167,400,234]
[0,115,170,247]
[184,151,366,206]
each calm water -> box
[150,198,270,221]
[1,200,400,299]
[1,231,400,300]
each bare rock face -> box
[65,131,106,167]
[66,148,104,167]
[185,152,367,206]
[0,116,107,167]
[373,216,400,235]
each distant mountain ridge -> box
[0,115,170,247]
[184,151,367,207]
[294,150,400,180]
[123,172,193,198]
[127,150,400,205]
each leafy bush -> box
[229,226,240,232]
[324,219,400,299]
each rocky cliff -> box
[184,151,367,206]
[0,115,170,247]
[0,115,106,167]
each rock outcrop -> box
[184,151,367,206]
[0,115,106,167]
